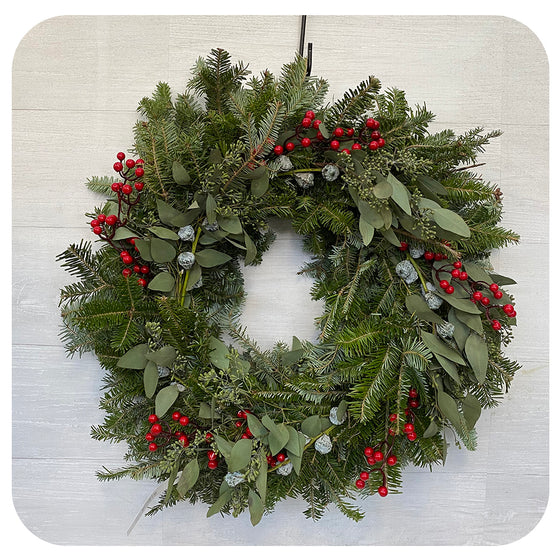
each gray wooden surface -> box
[12,15,549,546]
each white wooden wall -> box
[12,15,549,546]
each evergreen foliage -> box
[58,49,521,526]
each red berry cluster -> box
[355,388,419,496]
[120,239,151,287]
[431,259,516,331]
[272,111,386,157]
[266,451,287,467]
[145,411,192,452]
[235,409,254,439]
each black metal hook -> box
[298,15,313,76]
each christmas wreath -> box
[58,49,521,526]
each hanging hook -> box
[298,15,313,76]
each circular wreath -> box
[58,49,520,526]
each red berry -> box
[407,432,417,441]
[138,278,147,287]
[122,255,134,265]
[451,269,461,278]
[276,453,286,463]
[373,451,384,462]
[301,138,311,148]
[134,182,144,191]
[347,128,355,137]
[133,265,141,273]
[111,182,121,192]
[492,320,502,331]
[434,253,443,261]
[145,433,155,442]
[179,416,189,426]
[388,428,395,436]
[205,433,213,440]
[351,143,362,150]
[364,447,374,457]
[453,261,462,269]
[116,152,125,161]
[458,271,468,281]
[135,168,144,177]
[367,456,376,465]
[445,286,455,294]
[439,280,450,289]
[503,304,514,314]
[172,411,181,421]
[473,291,483,301]
[387,455,397,466]
[368,141,379,150]
[377,138,385,147]
[140,265,150,274]
[404,423,414,433]
[341,148,351,154]
[493,290,503,299]
[208,460,218,470]
[316,131,324,140]
[245,427,253,437]
[509,310,517,317]
[148,414,158,424]
[409,388,418,398]
[400,242,409,251]
[409,400,419,409]
[235,420,243,427]
[178,435,189,447]
[371,120,380,130]
[97,214,106,223]
[305,110,315,120]
[404,408,410,415]
[356,479,366,489]
[378,486,388,497]
[366,118,376,128]
[285,142,295,151]
[489,283,499,292]
[389,413,397,422]
[122,268,132,277]
[92,226,102,235]
[136,159,144,166]
[302,117,312,128]
[481,297,490,306]
[150,423,162,435]
[273,145,284,155]
[424,251,434,260]
[241,434,249,439]
[330,140,340,150]
[122,184,132,195]
[148,443,158,452]
[334,127,344,137]
[125,159,135,168]
[113,162,123,172]
[359,471,370,481]
[207,451,217,461]
[120,250,129,258]
[105,215,117,226]
[237,410,246,419]
[312,119,322,129]
[370,131,381,140]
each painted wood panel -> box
[11,15,548,546]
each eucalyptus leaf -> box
[154,385,179,417]
[146,345,177,367]
[261,415,289,455]
[112,227,137,241]
[206,194,217,225]
[336,400,348,422]
[462,261,494,284]
[213,434,234,459]
[438,291,481,314]
[256,448,268,502]
[387,172,411,215]
[172,161,191,185]
[287,450,302,475]
[246,413,269,439]
[464,332,488,384]
[209,336,230,370]
[301,415,323,438]
[134,238,152,261]
[406,294,444,324]
[117,343,148,370]
[455,309,484,335]
[437,390,462,429]
[151,238,176,263]
[199,402,214,419]
[357,199,384,228]
[422,420,439,438]
[434,353,460,384]
[417,174,448,195]
[281,348,305,367]
[285,426,304,456]
[177,459,200,497]
[157,199,188,227]
[448,308,470,351]
[165,461,180,504]
[196,249,232,268]
[148,226,180,240]
[381,227,402,248]
[432,208,471,238]
[489,272,517,286]
[251,172,269,197]
[148,271,175,292]
[217,214,243,235]
[143,361,159,398]
[228,439,253,472]
[359,216,375,246]
[373,180,393,199]
[207,488,232,517]
[248,489,264,526]
[186,263,202,291]
[421,330,466,365]
[244,232,257,265]
[462,393,482,430]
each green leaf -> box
[112,227,137,241]
[301,415,322,438]
[336,400,348,422]
[285,426,304,456]
[195,249,232,268]
[228,438,253,472]
[134,239,152,262]
[255,448,268,503]
[117,343,148,369]
[251,171,269,197]
[154,385,179,417]
[489,272,516,286]
[261,415,289,455]
[217,215,243,235]
[207,488,232,517]
[177,459,200,497]
[186,263,202,291]
[437,390,462,430]
[373,180,393,199]
[406,294,444,324]
[244,232,257,265]
[151,238,176,263]
[287,450,302,475]
[246,413,269,439]
[156,199,189,227]
[281,348,305,367]
[165,461,180,504]
[213,434,234,459]
[387,172,411,215]
[417,175,448,196]
[455,309,484,335]
[359,216,375,246]
[143,361,159,398]
[148,271,175,292]
[421,330,466,365]
[198,402,214,419]
[434,353,460,384]
[448,308,470,351]
[148,226,179,240]
[146,345,176,367]
[462,393,482,430]
[464,333,488,384]
[380,227,401,248]
[357,199,384,228]
[462,261,494,284]
[172,161,191,185]
[438,291,481,314]
[206,194,217,224]
[431,208,471,238]
[248,489,264,526]
[422,420,439,438]
[209,336,230,370]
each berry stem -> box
[406,253,428,293]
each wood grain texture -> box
[12,15,548,546]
